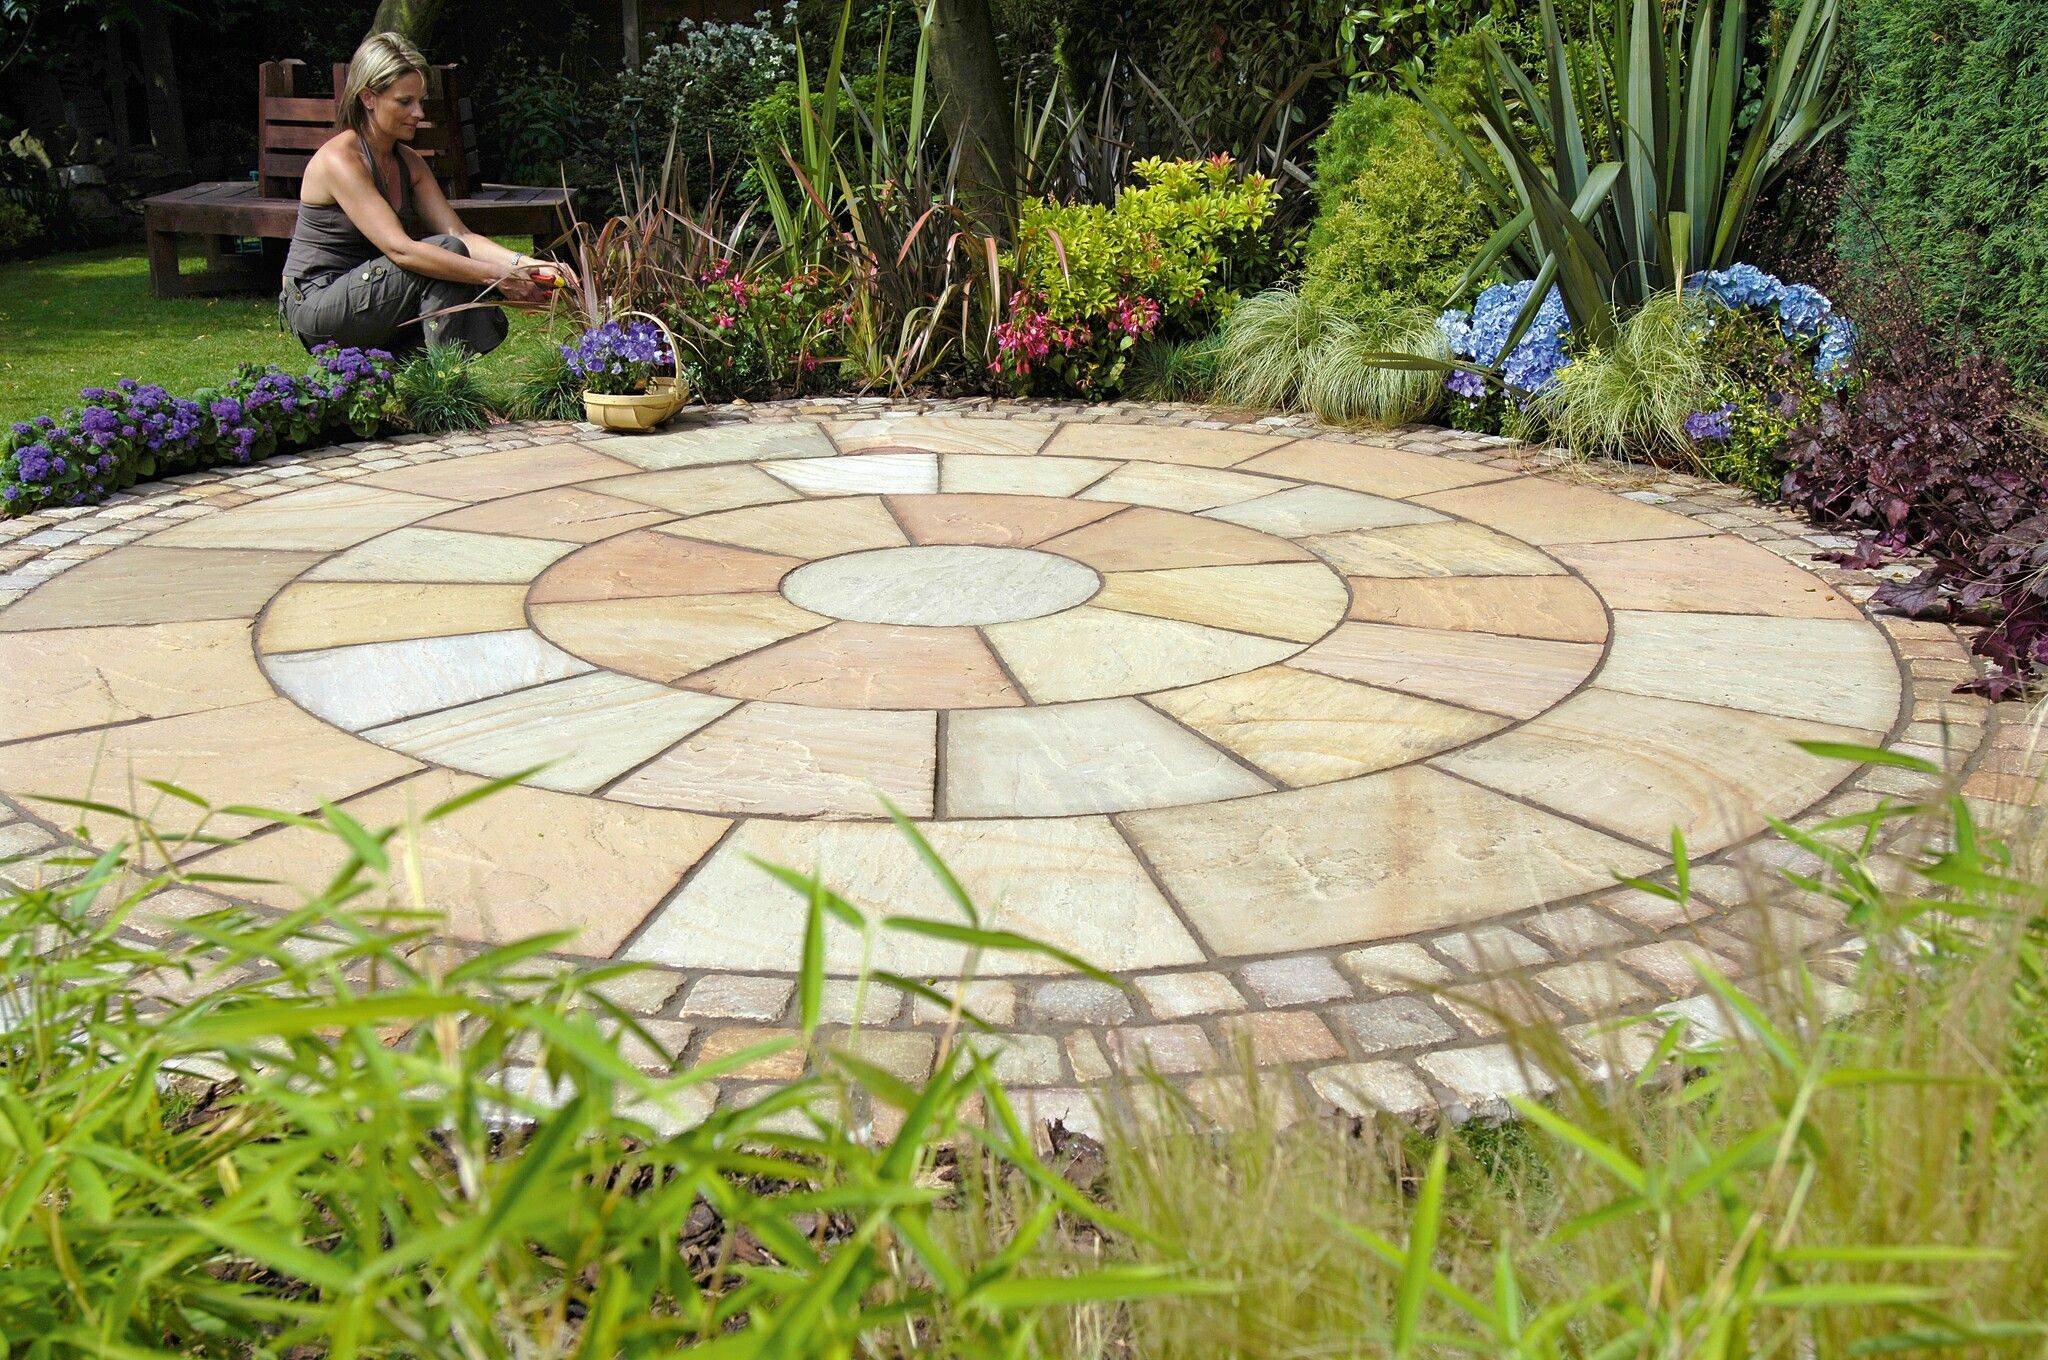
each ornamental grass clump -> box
[1529,291,1714,460]
[392,344,496,433]
[0,345,398,517]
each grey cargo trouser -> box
[281,233,510,358]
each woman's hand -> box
[496,268,552,308]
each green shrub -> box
[499,337,586,421]
[1214,288,1445,425]
[1127,334,1223,402]
[394,345,496,433]
[610,3,799,189]
[0,198,40,257]
[1528,292,1714,459]
[1837,0,2048,386]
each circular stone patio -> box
[0,402,2020,1124]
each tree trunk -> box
[926,0,1014,234]
[103,24,131,148]
[367,0,449,45]
[136,1,187,170]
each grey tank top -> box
[282,135,423,288]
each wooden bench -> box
[141,60,574,299]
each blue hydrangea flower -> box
[1438,281,1574,399]
[1687,264,1855,382]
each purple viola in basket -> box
[563,320,674,395]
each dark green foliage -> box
[1127,334,1223,402]
[394,345,496,433]
[499,337,585,421]
[1836,0,2048,386]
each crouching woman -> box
[280,32,570,356]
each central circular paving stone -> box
[781,544,1101,626]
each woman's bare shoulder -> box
[300,132,368,204]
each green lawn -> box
[1,245,551,428]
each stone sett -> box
[680,974,796,1021]
[1338,943,1455,993]
[1030,978,1134,1026]
[1216,1010,1346,1066]
[1237,955,1353,1006]
[1331,997,1459,1055]
[1134,970,1248,1019]
[1309,1061,1438,1121]
[1107,1024,1219,1075]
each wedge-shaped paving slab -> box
[0,546,321,630]
[939,452,1115,495]
[304,527,576,582]
[355,442,636,501]
[364,672,736,792]
[1294,621,1598,719]
[1149,664,1505,786]
[1122,767,1662,955]
[763,452,939,496]
[596,420,835,468]
[147,482,453,551]
[1042,423,1291,468]
[1202,483,1444,537]
[0,696,420,843]
[1239,439,1520,497]
[686,622,1025,709]
[532,593,826,682]
[945,697,1271,817]
[1076,462,1283,512]
[529,533,799,604]
[580,464,802,516]
[0,619,274,743]
[1309,520,1566,578]
[1597,610,1901,729]
[987,606,1299,703]
[890,492,1120,546]
[265,628,592,731]
[423,486,676,543]
[662,495,908,558]
[1343,574,1608,642]
[626,815,1203,974]
[1037,506,1315,572]
[827,414,1057,457]
[1434,687,1872,852]
[257,582,529,653]
[1092,562,1348,643]
[194,768,728,955]
[1549,535,1864,619]
[609,702,936,817]
[1414,475,1712,545]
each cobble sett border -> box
[2,397,2040,1135]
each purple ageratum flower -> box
[1683,403,1736,442]
[13,443,55,484]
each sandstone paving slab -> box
[0,696,421,843]
[1042,423,1291,468]
[1148,664,1507,787]
[580,464,802,516]
[1435,687,1873,852]
[827,414,1058,457]
[939,452,1116,496]
[355,442,636,501]
[147,482,453,550]
[762,452,939,496]
[944,696,1272,817]
[0,546,322,630]
[532,593,827,683]
[1036,506,1315,572]
[1201,483,1445,537]
[596,420,835,468]
[781,545,1099,626]
[0,618,274,743]
[686,622,1025,710]
[1549,535,1865,619]
[1091,562,1348,643]
[1239,439,1521,497]
[422,487,676,543]
[192,768,728,955]
[986,606,1300,703]
[661,495,908,558]
[528,533,800,604]
[304,527,576,583]
[265,628,593,731]
[1075,462,1283,513]
[1310,520,1566,578]
[257,581,529,653]
[1121,767,1662,955]
[1598,610,1901,729]
[1342,573,1608,642]
[609,701,937,817]
[889,492,1120,547]
[1294,621,1599,719]
[625,815,1204,974]
[1414,475,1713,546]
[362,672,737,793]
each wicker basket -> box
[582,311,689,432]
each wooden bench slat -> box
[261,95,336,123]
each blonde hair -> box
[338,32,429,137]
